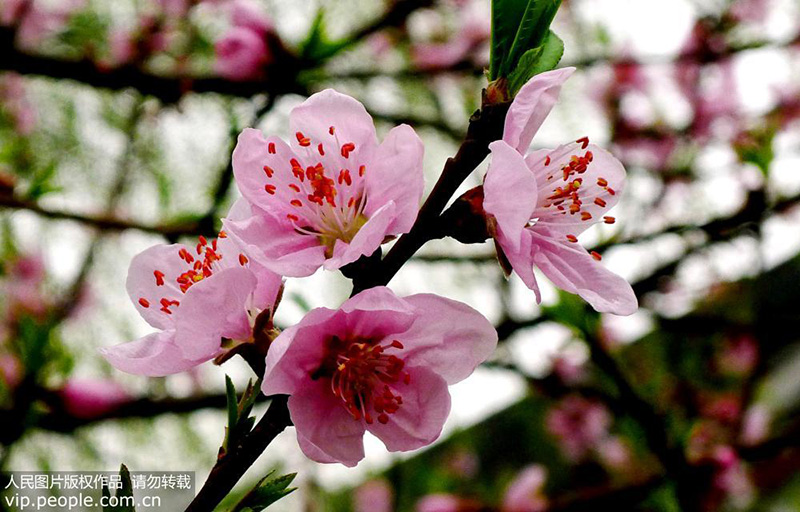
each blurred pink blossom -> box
[261,286,497,466]
[0,355,22,390]
[1,0,25,25]
[416,494,480,512]
[502,464,548,512]
[0,73,36,135]
[740,405,771,446]
[15,0,85,49]
[57,378,131,419]
[411,2,489,70]
[214,27,271,80]
[717,334,758,376]
[545,395,612,462]
[230,0,272,35]
[354,480,393,512]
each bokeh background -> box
[1,0,800,510]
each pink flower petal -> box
[366,365,451,452]
[125,244,188,330]
[340,285,417,339]
[528,143,626,236]
[364,124,424,234]
[262,307,341,396]
[502,230,541,302]
[100,331,205,377]
[400,294,498,385]
[503,68,575,153]
[289,378,367,467]
[224,209,326,277]
[289,89,378,156]
[232,128,299,218]
[531,229,638,315]
[485,140,538,252]
[173,267,256,360]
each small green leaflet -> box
[222,376,261,458]
[230,470,297,511]
[507,31,565,95]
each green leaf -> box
[490,0,562,80]
[300,10,350,62]
[222,377,262,456]
[231,471,297,512]
[102,465,136,512]
[507,31,564,94]
[504,0,561,77]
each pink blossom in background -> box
[226,89,425,277]
[0,355,22,390]
[411,2,489,70]
[107,29,137,68]
[213,0,275,80]
[730,0,770,23]
[502,464,548,512]
[545,395,612,462]
[0,73,36,135]
[101,200,283,376]
[484,68,638,315]
[354,479,394,512]
[740,405,771,446]
[416,494,481,512]
[596,436,632,471]
[551,355,585,385]
[261,286,497,466]
[0,0,25,25]
[717,334,758,376]
[157,0,190,18]
[230,0,272,35]
[712,446,754,507]
[15,0,85,49]
[2,252,48,319]
[214,27,271,81]
[57,378,131,419]
[444,449,480,479]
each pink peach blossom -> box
[15,0,85,49]
[416,494,480,512]
[354,479,393,512]
[226,89,425,277]
[214,26,271,81]
[57,378,131,419]
[261,286,497,466]
[410,2,489,70]
[502,464,548,512]
[230,0,272,35]
[484,68,637,315]
[1,0,25,25]
[0,73,36,135]
[545,395,612,462]
[0,355,22,390]
[101,200,283,376]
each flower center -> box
[314,336,410,425]
[262,126,369,257]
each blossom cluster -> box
[102,70,636,465]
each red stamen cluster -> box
[325,337,410,425]
[260,125,369,247]
[537,137,618,243]
[138,233,250,318]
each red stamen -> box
[154,270,165,286]
[268,142,276,154]
[138,298,150,308]
[591,251,602,261]
[264,184,276,195]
